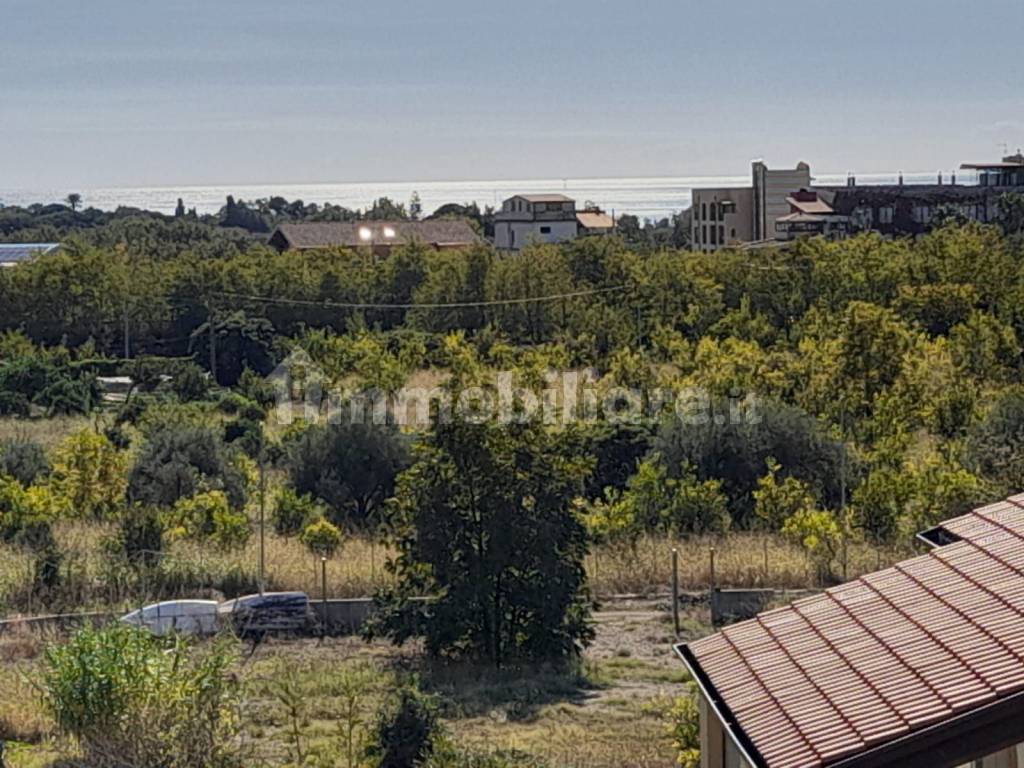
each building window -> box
[710,226,718,246]
[912,205,931,224]
[702,225,708,244]
[731,228,736,238]
[702,203,707,220]
[540,226,552,234]
[719,225,725,244]
[879,206,894,225]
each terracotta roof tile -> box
[682,496,1024,767]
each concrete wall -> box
[494,219,579,251]
[310,598,377,635]
[710,589,774,627]
[692,187,754,252]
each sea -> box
[0,171,974,222]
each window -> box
[719,225,725,244]
[912,205,931,224]
[731,228,736,238]
[540,226,552,235]
[702,225,708,244]
[710,204,717,222]
[702,203,707,220]
[711,226,718,246]
[879,206,894,225]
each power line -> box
[212,284,630,311]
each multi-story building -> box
[493,194,614,251]
[692,162,811,252]
[695,154,1024,250]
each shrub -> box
[285,421,409,528]
[367,688,440,768]
[665,685,701,768]
[273,487,324,536]
[167,491,251,550]
[50,430,127,519]
[0,439,50,486]
[128,425,248,510]
[39,624,242,768]
[172,363,210,402]
[300,517,343,558]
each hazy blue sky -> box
[3,0,1023,188]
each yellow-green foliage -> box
[301,517,343,558]
[49,429,127,519]
[167,490,251,550]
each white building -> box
[692,162,812,252]
[493,194,613,251]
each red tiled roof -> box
[682,494,1024,768]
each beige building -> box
[677,494,1024,768]
[691,161,811,252]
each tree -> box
[371,419,593,665]
[65,193,82,211]
[285,421,408,529]
[965,387,1024,493]
[300,517,342,558]
[782,507,842,584]
[753,458,818,532]
[655,398,848,527]
[50,430,127,519]
[128,426,249,510]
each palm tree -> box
[65,193,82,211]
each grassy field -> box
[0,601,698,768]
[0,519,908,617]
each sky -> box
[2,0,1023,189]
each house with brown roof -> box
[267,220,480,256]
[678,494,1024,768]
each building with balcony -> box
[493,194,614,251]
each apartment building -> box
[493,194,614,251]
[692,162,811,252]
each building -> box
[0,242,61,268]
[493,194,614,251]
[267,220,480,256]
[694,153,1024,251]
[677,494,1024,768]
[692,162,811,252]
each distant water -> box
[0,171,976,221]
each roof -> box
[786,195,834,215]
[0,243,61,265]
[576,211,615,229]
[960,162,1024,170]
[680,495,1024,768]
[269,221,480,250]
[513,194,575,204]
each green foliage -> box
[172,362,211,402]
[753,458,818,532]
[665,685,701,768]
[301,517,343,558]
[367,688,441,768]
[782,507,842,584]
[285,421,408,529]
[0,439,50,486]
[40,624,241,768]
[167,490,251,550]
[965,387,1024,493]
[49,429,127,519]
[273,487,325,536]
[655,398,848,527]
[372,419,593,665]
[128,425,249,510]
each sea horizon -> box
[0,169,978,222]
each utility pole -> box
[258,458,266,595]
[123,304,130,360]
[840,402,848,582]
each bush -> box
[0,439,50,486]
[367,688,440,768]
[273,487,324,536]
[50,430,127,520]
[128,425,248,510]
[285,421,409,528]
[300,517,343,558]
[172,363,210,402]
[40,624,241,768]
[167,491,251,550]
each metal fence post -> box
[671,548,680,637]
